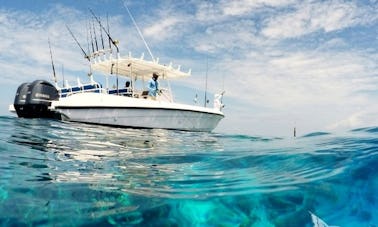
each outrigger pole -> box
[123,1,155,62]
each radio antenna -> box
[62,65,65,87]
[204,57,208,107]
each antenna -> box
[62,65,65,87]
[65,24,90,61]
[204,57,208,107]
[123,1,154,61]
[48,38,57,84]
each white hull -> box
[51,93,224,132]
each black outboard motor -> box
[14,80,59,118]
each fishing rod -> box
[65,24,90,61]
[89,9,121,94]
[106,13,112,51]
[88,19,95,54]
[99,16,105,50]
[92,18,99,52]
[89,8,119,53]
[48,38,57,84]
[85,19,91,56]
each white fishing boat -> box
[12,10,225,132]
[51,56,225,132]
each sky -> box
[1,0,378,136]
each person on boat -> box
[124,81,132,96]
[125,81,131,88]
[148,73,159,100]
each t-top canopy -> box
[91,56,190,80]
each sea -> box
[0,115,376,227]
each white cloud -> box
[0,5,134,85]
[191,19,258,53]
[199,43,378,135]
[195,1,224,22]
[195,0,296,22]
[262,0,378,39]
[143,17,183,41]
[221,47,378,106]
[221,0,297,16]
[326,109,378,131]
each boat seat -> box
[71,86,81,92]
[108,89,117,94]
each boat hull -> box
[56,106,223,132]
[51,93,224,132]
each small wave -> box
[214,133,282,142]
[301,132,331,138]
[0,115,16,120]
[351,126,378,133]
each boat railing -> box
[136,88,173,102]
[59,82,174,102]
[107,88,133,97]
[60,83,105,97]
[106,87,173,102]
[157,88,173,102]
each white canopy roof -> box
[91,56,190,80]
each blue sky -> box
[1,0,378,136]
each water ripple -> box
[0,117,375,203]
[1,116,378,225]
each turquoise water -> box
[0,116,377,226]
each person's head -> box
[125,81,130,87]
[152,73,159,81]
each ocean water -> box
[0,116,376,227]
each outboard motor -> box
[14,80,59,118]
